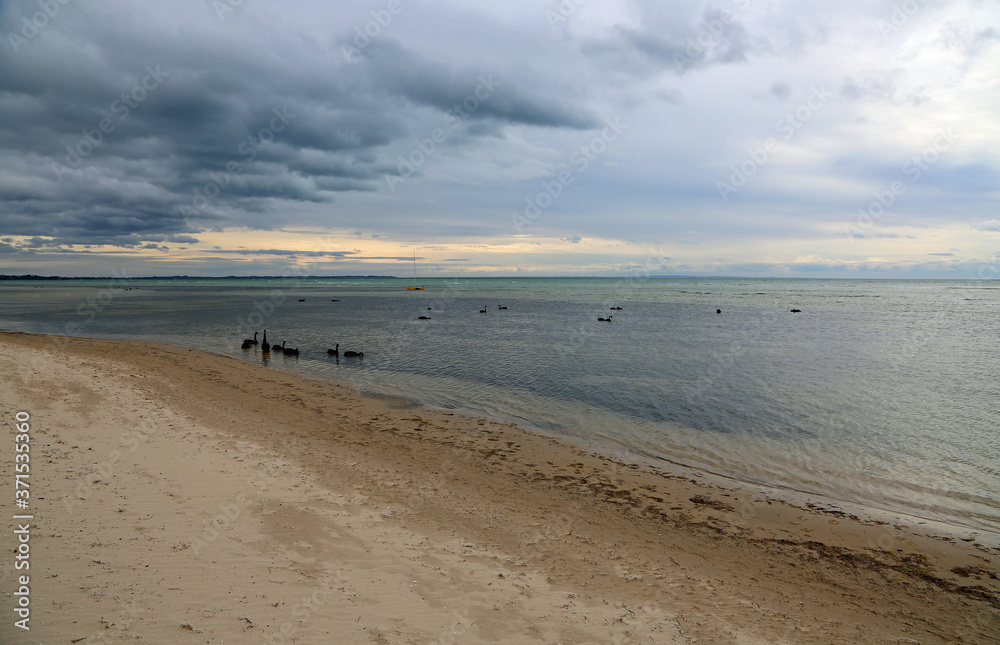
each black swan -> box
[241,338,253,349]
[717,309,721,314]
[283,342,299,356]
[343,350,363,357]
[261,330,270,352]
[610,306,622,310]
[597,315,613,322]
[242,331,258,348]
[479,306,487,313]
[418,316,431,320]
[497,305,507,310]
[327,344,339,356]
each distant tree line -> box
[0,275,396,280]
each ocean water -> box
[2,276,998,537]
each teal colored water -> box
[2,277,998,537]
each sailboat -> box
[406,250,424,290]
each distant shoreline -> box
[0,274,399,280]
[0,274,971,281]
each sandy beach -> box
[0,330,997,644]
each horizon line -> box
[0,274,980,281]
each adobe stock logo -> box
[384,75,501,192]
[716,85,833,202]
[5,0,75,55]
[51,66,170,181]
[511,117,627,233]
[178,107,296,219]
[341,0,407,62]
[877,0,928,38]
[844,127,954,241]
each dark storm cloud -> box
[0,0,603,250]
[360,40,598,130]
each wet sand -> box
[1,330,997,643]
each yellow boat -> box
[406,250,424,290]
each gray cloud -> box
[0,0,997,278]
[582,7,772,77]
[0,0,602,250]
[840,73,902,102]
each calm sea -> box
[2,277,997,537]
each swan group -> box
[241,333,361,358]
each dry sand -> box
[0,330,998,644]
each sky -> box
[0,0,998,278]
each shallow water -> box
[2,276,997,536]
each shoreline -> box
[15,327,998,547]
[248,336,1000,547]
[2,330,998,643]
[529,421,1000,548]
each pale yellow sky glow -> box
[7,215,999,277]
